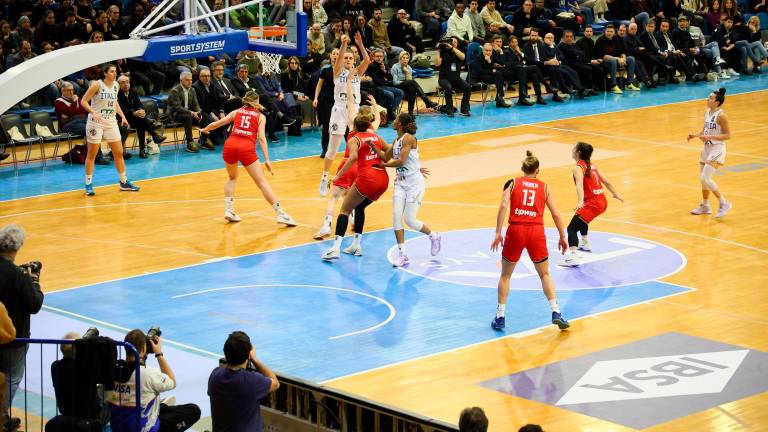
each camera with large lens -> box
[146,326,162,354]
[82,327,100,339]
[18,261,42,282]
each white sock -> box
[321,171,328,179]
[397,243,405,254]
[332,235,343,249]
[549,299,561,313]
[273,202,282,212]
[581,235,588,243]
[119,172,127,183]
[701,199,709,206]
[429,231,438,239]
[719,196,727,205]
[85,175,93,185]
[225,197,234,210]
[352,233,362,246]
[323,215,332,226]
[496,303,506,318]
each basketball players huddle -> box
[81,58,732,333]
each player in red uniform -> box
[321,111,390,260]
[560,142,624,267]
[199,91,296,226]
[313,91,380,240]
[490,151,570,331]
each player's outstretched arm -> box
[598,171,624,202]
[200,111,236,134]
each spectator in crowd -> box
[0,225,44,419]
[497,34,544,105]
[31,0,56,25]
[582,0,610,23]
[391,51,439,115]
[523,28,566,101]
[512,0,538,39]
[369,7,404,62]
[1,21,20,59]
[447,2,474,48]
[458,407,488,432]
[106,5,124,41]
[86,10,109,41]
[560,30,602,93]
[705,0,723,33]
[595,24,640,93]
[55,81,111,164]
[364,48,405,117]
[126,59,166,96]
[656,18,699,79]
[617,23,653,87]
[168,71,205,153]
[281,55,311,104]
[308,23,326,55]
[311,0,328,26]
[639,19,676,83]
[122,3,147,39]
[14,16,34,48]
[110,330,201,432]
[534,0,562,40]
[417,0,448,44]
[542,32,587,97]
[270,0,294,26]
[255,67,303,137]
[712,15,748,75]
[625,22,660,87]
[751,0,767,12]
[34,9,57,50]
[193,68,227,146]
[351,14,374,49]
[88,30,104,43]
[74,0,94,25]
[671,15,710,81]
[324,18,343,53]
[467,0,486,43]
[482,0,515,35]
[211,60,242,113]
[436,36,471,116]
[388,9,424,55]
[56,11,85,48]
[745,16,767,72]
[11,39,35,66]
[117,75,167,158]
[302,39,325,74]
[685,17,729,77]
[208,331,279,432]
[470,42,511,107]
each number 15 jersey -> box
[508,177,546,225]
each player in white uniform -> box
[687,87,732,218]
[318,32,370,197]
[371,113,441,267]
[80,63,139,195]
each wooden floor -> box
[3,91,768,431]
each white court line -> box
[35,232,214,258]
[320,286,696,384]
[615,176,768,202]
[172,284,397,340]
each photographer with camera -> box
[109,329,200,432]
[0,224,44,419]
[208,331,279,432]
[436,36,472,117]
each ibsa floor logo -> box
[481,333,768,429]
[388,228,686,290]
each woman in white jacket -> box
[390,52,438,115]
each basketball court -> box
[1,3,767,428]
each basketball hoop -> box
[249,26,289,74]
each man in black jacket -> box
[388,9,424,55]
[0,225,44,416]
[436,36,472,116]
[471,43,511,107]
[559,30,602,93]
[638,19,675,83]
[210,61,242,113]
[117,76,167,158]
[511,0,539,39]
[655,19,696,80]
[523,28,566,101]
[363,49,405,116]
[595,24,639,93]
[712,16,749,75]
[670,15,709,80]
[625,22,658,87]
[493,35,541,105]
[193,68,226,147]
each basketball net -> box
[256,51,282,75]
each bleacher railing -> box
[6,338,141,432]
[262,373,459,432]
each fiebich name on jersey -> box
[514,208,539,217]
[522,181,540,188]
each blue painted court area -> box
[43,229,692,383]
[2,76,766,201]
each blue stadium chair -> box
[505,15,514,25]
[465,42,482,67]
[441,21,448,38]
[759,12,768,29]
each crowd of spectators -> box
[0,0,766,158]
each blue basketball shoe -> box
[491,316,505,331]
[119,180,140,192]
[85,183,95,196]
[552,312,570,330]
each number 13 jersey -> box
[508,177,546,225]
